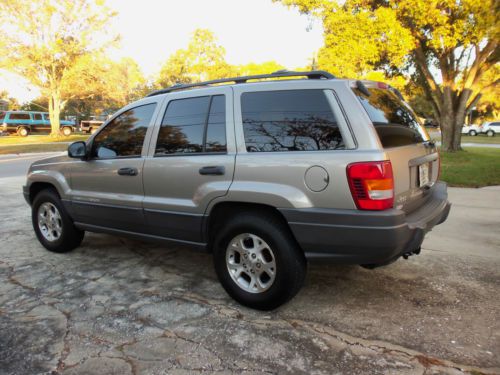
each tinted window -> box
[33,113,42,120]
[9,113,30,120]
[92,103,156,159]
[491,122,500,127]
[155,95,226,155]
[0,112,5,120]
[206,95,227,152]
[241,90,343,152]
[354,88,429,147]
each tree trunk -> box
[49,92,61,137]
[440,88,472,152]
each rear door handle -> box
[117,167,138,176]
[199,166,225,175]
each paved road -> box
[0,152,63,178]
[0,175,499,374]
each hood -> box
[32,153,72,167]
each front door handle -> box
[199,166,225,176]
[117,167,138,176]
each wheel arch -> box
[29,181,60,204]
[204,201,299,253]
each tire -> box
[61,127,72,136]
[32,189,84,253]
[213,211,306,310]
[17,127,29,137]
[90,127,98,134]
[469,130,477,136]
[487,130,495,137]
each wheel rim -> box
[37,202,63,242]
[63,128,70,135]
[226,233,276,294]
[20,128,27,136]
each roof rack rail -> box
[146,70,335,97]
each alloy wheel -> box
[226,233,276,294]
[38,202,63,242]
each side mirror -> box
[68,141,88,159]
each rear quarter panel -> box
[213,80,387,211]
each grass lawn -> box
[0,134,88,145]
[427,130,500,144]
[440,147,500,187]
[460,135,500,144]
[0,134,89,154]
[0,143,72,154]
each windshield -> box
[354,87,429,148]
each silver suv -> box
[24,70,451,310]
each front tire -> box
[213,211,306,310]
[487,130,495,137]
[469,130,477,136]
[32,189,84,253]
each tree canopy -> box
[156,29,286,89]
[157,29,231,87]
[0,0,119,135]
[276,0,499,151]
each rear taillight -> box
[347,161,394,210]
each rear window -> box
[241,90,344,152]
[354,88,429,147]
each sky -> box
[0,0,324,103]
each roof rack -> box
[146,70,335,97]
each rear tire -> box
[213,211,306,310]
[32,189,84,253]
[17,127,29,137]
[468,130,477,136]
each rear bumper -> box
[279,182,451,265]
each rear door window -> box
[241,89,344,152]
[155,95,226,155]
[9,113,31,120]
[353,88,429,147]
[33,113,42,120]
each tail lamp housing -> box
[347,161,394,210]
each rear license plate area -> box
[418,163,430,187]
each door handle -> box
[199,166,225,175]
[117,167,138,176]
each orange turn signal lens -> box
[365,178,393,191]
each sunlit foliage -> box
[275,0,499,151]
